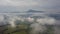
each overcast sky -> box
[0,0,60,13]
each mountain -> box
[49,14,60,20]
[27,9,44,13]
[25,9,45,17]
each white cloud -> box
[0,0,38,7]
[0,15,4,22]
[0,0,60,13]
[0,0,60,8]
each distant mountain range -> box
[27,9,44,13]
[0,9,60,20]
[0,9,44,13]
[49,14,60,20]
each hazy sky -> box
[0,0,60,13]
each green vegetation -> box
[41,25,54,34]
[0,21,55,34]
[3,21,30,34]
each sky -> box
[0,0,60,13]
